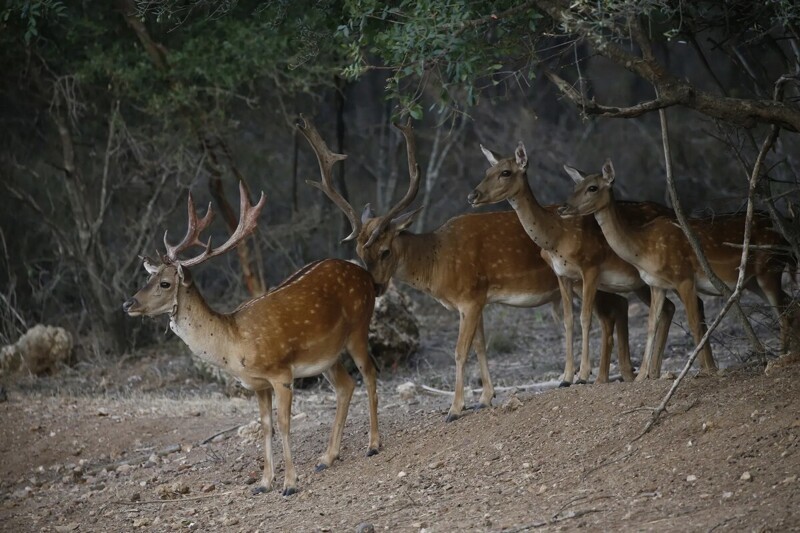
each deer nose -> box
[467,190,480,205]
[122,298,137,313]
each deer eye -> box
[587,185,598,193]
[160,281,171,289]
[500,170,512,178]
[380,249,391,260]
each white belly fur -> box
[292,358,336,379]
[489,291,558,308]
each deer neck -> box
[507,178,564,251]
[592,192,641,265]
[394,232,437,293]
[169,283,236,368]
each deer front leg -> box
[273,379,298,496]
[577,269,600,384]
[473,315,495,410]
[446,305,481,422]
[251,387,274,495]
[347,329,380,456]
[637,286,666,381]
[594,292,629,384]
[558,277,575,387]
[316,361,355,471]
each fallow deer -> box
[122,183,379,496]
[561,159,795,378]
[298,116,631,422]
[468,143,681,384]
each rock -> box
[660,371,677,380]
[116,464,132,475]
[130,492,141,502]
[133,518,151,528]
[53,524,79,533]
[355,523,375,533]
[237,420,263,444]
[0,324,73,375]
[397,471,407,478]
[722,491,733,499]
[502,395,523,412]
[740,471,752,482]
[158,444,182,456]
[686,475,697,482]
[396,382,417,401]
[367,282,420,370]
[782,475,797,484]
[201,483,215,493]
[427,461,443,470]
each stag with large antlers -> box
[123,183,380,496]
[469,142,684,384]
[561,159,796,378]
[298,116,632,422]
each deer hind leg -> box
[347,329,380,455]
[316,360,355,472]
[252,387,275,494]
[446,304,482,422]
[635,287,676,380]
[637,286,667,381]
[273,379,298,496]
[473,315,495,410]
[595,291,631,383]
[577,270,601,384]
[755,267,792,353]
[558,277,576,387]
[677,282,716,373]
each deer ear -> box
[514,142,528,169]
[602,158,616,185]
[177,264,192,287]
[361,203,375,223]
[391,206,423,231]
[480,144,500,166]
[141,256,160,275]
[563,165,586,184]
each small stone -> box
[522,462,531,469]
[133,518,150,528]
[538,484,547,494]
[427,461,443,470]
[222,516,239,526]
[397,471,407,478]
[355,523,375,533]
[782,475,796,484]
[686,475,697,482]
[740,471,752,482]
[158,444,182,456]
[722,491,733,499]
[116,464,132,475]
[96,408,110,417]
[396,382,417,401]
[130,492,141,502]
[292,412,307,421]
[660,371,677,380]
[201,483,215,493]
[502,395,523,412]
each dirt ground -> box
[1,295,799,532]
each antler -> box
[297,114,361,242]
[164,181,266,268]
[365,119,421,247]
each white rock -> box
[396,382,417,401]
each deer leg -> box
[678,282,717,373]
[756,271,791,353]
[316,360,355,471]
[473,315,495,410]
[347,330,380,455]
[251,387,274,494]
[558,277,575,387]
[635,287,675,380]
[273,379,298,496]
[594,292,630,383]
[637,286,666,381]
[577,270,600,384]
[447,305,481,422]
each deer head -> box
[297,116,421,293]
[123,181,265,316]
[467,141,529,207]
[559,159,616,217]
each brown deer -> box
[561,159,795,377]
[122,183,379,496]
[468,143,685,383]
[298,116,631,422]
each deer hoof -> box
[315,463,328,473]
[282,487,298,497]
[575,379,588,385]
[445,412,461,423]
[251,486,269,495]
[366,448,379,457]
[473,403,489,411]
[558,381,572,388]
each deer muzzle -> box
[467,190,482,206]
[122,298,138,314]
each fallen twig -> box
[419,378,576,397]
[111,490,234,505]
[201,424,245,445]
[502,508,603,532]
